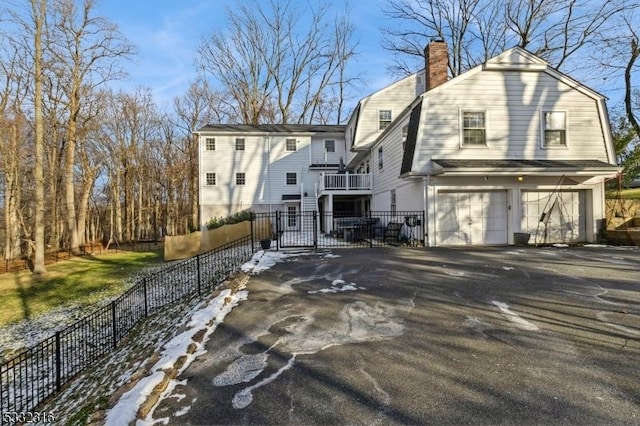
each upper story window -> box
[378,147,384,170]
[235,138,245,151]
[286,138,297,151]
[379,110,392,131]
[205,138,216,151]
[462,111,486,146]
[286,172,297,185]
[205,172,216,186]
[324,140,335,153]
[236,172,245,185]
[543,111,567,147]
[402,125,409,139]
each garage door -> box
[436,191,508,245]
[521,191,585,244]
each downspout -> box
[423,175,430,246]
[267,135,272,213]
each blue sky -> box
[94,0,631,112]
[94,0,396,108]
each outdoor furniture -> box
[384,222,404,244]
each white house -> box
[197,41,620,246]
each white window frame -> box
[235,138,245,151]
[287,205,298,227]
[205,138,216,151]
[235,172,245,185]
[286,138,297,151]
[205,172,216,186]
[541,110,568,148]
[460,110,488,147]
[285,172,297,185]
[378,146,384,171]
[379,109,392,131]
[324,139,336,153]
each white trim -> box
[378,109,393,131]
[459,109,489,148]
[540,109,569,149]
[285,171,298,186]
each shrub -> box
[205,210,254,230]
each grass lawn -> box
[607,187,640,200]
[0,250,163,327]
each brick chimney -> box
[424,40,449,91]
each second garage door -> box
[436,191,508,245]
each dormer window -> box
[379,110,392,131]
[543,111,566,147]
[462,111,486,146]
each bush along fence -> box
[0,236,252,424]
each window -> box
[390,189,396,215]
[235,172,245,185]
[324,140,335,153]
[286,138,297,151]
[205,172,216,186]
[286,172,297,185]
[402,125,409,139]
[543,111,566,147]
[462,111,486,145]
[287,206,297,227]
[205,138,216,151]
[378,147,384,170]
[379,110,392,130]
[235,138,245,151]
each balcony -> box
[319,172,371,193]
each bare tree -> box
[381,0,639,77]
[197,0,357,124]
[49,0,134,253]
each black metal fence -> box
[0,236,252,424]
[253,211,425,249]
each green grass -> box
[618,188,640,200]
[0,250,163,327]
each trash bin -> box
[513,232,530,246]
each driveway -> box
[153,246,640,425]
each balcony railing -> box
[320,172,371,192]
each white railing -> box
[320,173,371,191]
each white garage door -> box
[521,191,585,244]
[436,191,508,245]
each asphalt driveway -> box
[154,245,640,425]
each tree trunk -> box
[32,0,47,275]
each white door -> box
[521,191,585,244]
[436,191,508,245]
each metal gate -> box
[252,211,425,250]
[277,210,317,248]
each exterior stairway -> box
[303,196,317,213]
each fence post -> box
[313,211,318,249]
[111,301,117,348]
[275,211,281,251]
[55,331,62,392]
[143,278,148,316]
[422,210,427,246]
[196,254,202,295]
[250,213,255,253]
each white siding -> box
[413,70,610,173]
[200,135,268,219]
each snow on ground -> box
[307,279,364,294]
[491,301,540,331]
[0,262,171,362]
[105,288,248,425]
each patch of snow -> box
[552,243,569,248]
[502,266,515,271]
[308,278,360,294]
[491,301,539,331]
[105,288,248,426]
